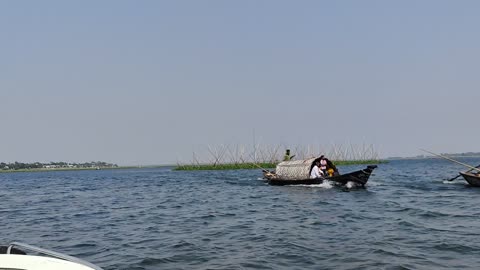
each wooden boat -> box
[263,156,377,186]
[459,171,480,187]
[419,149,480,187]
[0,242,103,270]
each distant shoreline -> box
[0,165,169,174]
[388,155,480,160]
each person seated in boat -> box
[319,156,328,175]
[283,149,295,161]
[325,158,339,177]
[262,169,276,179]
[310,159,324,179]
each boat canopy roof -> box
[275,156,320,180]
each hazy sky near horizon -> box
[1,1,479,165]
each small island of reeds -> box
[175,144,385,171]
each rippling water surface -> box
[2,158,480,270]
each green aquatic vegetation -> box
[174,163,277,171]
[174,160,385,171]
[175,143,384,171]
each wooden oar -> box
[419,149,480,172]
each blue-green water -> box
[2,158,480,270]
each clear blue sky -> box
[1,1,479,165]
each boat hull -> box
[460,172,480,187]
[267,165,377,186]
[0,242,103,270]
[0,255,96,270]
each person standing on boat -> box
[283,149,295,161]
[310,160,324,179]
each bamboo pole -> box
[420,149,480,172]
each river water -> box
[1,157,480,270]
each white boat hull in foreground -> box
[0,254,99,270]
[0,242,103,270]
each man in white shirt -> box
[310,160,324,179]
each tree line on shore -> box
[0,161,118,170]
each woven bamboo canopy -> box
[275,156,320,180]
